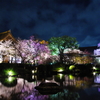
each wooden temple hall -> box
[0,30,18,63]
[0,30,16,41]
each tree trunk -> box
[2,55,5,63]
[59,52,64,64]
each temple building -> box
[0,30,17,63]
[0,30,16,42]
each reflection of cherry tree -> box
[19,89,48,100]
[0,40,15,62]
[14,37,51,64]
[49,89,80,100]
[13,89,79,100]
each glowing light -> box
[69,75,74,80]
[32,70,35,74]
[32,75,35,79]
[2,68,17,84]
[1,76,17,87]
[93,72,96,75]
[8,77,12,82]
[58,73,63,79]
[93,66,96,70]
[69,65,75,70]
[6,77,16,82]
[1,68,17,86]
[32,69,37,74]
[8,71,13,76]
[5,69,16,76]
[58,69,64,72]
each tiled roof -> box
[0,30,16,41]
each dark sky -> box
[0,0,100,47]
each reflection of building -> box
[79,46,97,55]
[63,75,93,89]
[63,75,76,86]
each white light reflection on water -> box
[0,78,42,100]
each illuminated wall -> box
[94,43,100,64]
[94,49,100,55]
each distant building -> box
[79,43,100,64]
[79,46,97,55]
[94,43,100,56]
[93,43,100,64]
[79,46,100,64]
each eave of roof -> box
[0,30,16,41]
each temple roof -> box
[0,30,16,41]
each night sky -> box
[0,0,100,47]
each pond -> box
[0,69,100,100]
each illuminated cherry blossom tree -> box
[14,37,51,64]
[0,40,15,62]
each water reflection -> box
[0,71,100,100]
[48,89,80,100]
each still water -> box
[0,71,100,100]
